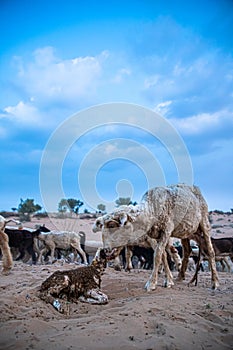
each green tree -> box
[18,198,42,221]
[58,198,84,215]
[97,203,106,213]
[115,197,132,207]
[58,198,69,213]
[67,198,79,213]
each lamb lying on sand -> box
[39,248,109,313]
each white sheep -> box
[93,206,182,273]
[93,184,219,291]
[36,229,88,265]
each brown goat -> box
[190,236,233,285]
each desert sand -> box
[0,213,233,350]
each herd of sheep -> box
[1,184,233,310]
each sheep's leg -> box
[219,258,225,272]
[218,257,230,272]
[48,242,56,262]
[145,228,172,291]
[125,246,133,271]
[78,288,108,304]
[113,255,122,271]
[38,247,49,264]
[222,257,231,272]
[162,251,174,288]
[188,245,202,286]
[0,230,13,275]
[71,243,88,265]
[201,224,219,289]
[167,244,182,271]
[177,238,192,281]
[33,238,41,257]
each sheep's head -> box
[92,217,104,233]
[93,206,147,256]
[100,212,136,251]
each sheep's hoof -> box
[2,268,12,275]
[144,280,156,291]
[176,274,185,282]
[212,280,220,290]
[163,279,174,288]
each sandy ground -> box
[0,262,233,350]
[1,213,233,350]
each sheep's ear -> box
[119,213,132,226]
[96,218,103,229]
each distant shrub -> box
[0,211,19,218]
[212,225,223,229]
[209,210,233,215]
[213,210,224,215]
[33,212,49,218]
[79,214,93,219]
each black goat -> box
[5,227,42,264]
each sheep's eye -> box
[106,221,119,229]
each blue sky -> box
[0,0,233,212]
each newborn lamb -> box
[39,248,109,313]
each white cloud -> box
[170,109,233,135]
[154,100,172,116]
[15,47,108,104]
[0,48,112,129]
[3,101,42,125]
